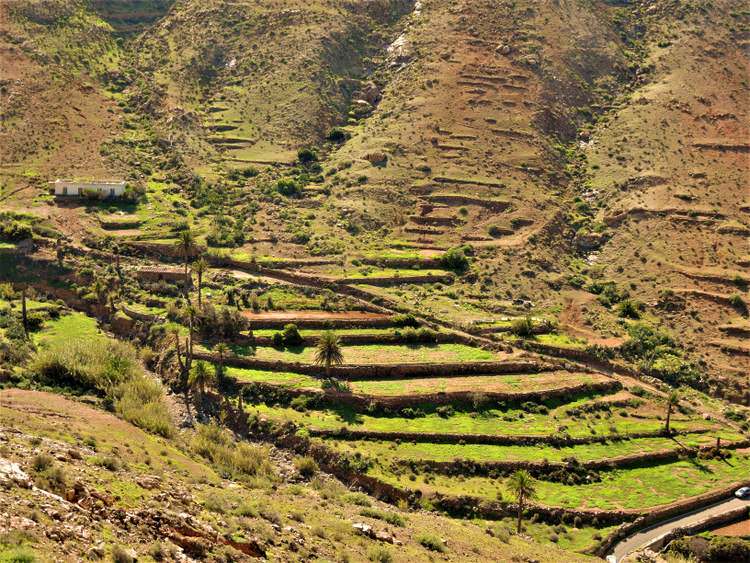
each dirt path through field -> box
[559,291,626,347]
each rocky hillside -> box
[0,389,588,562]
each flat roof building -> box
[52,179,126,198]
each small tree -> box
[189,360,215,403]
[194,258,208,307]
[508,470,537,534]
[314,331,344,378]
[665,390,679,435]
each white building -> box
[52,179,126,198]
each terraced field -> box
[206,312,750,552]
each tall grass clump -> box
[31,338,139,391]
[191,423,275,484]
[111,377,174,438]
[30,338,174,437]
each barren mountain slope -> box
[130,0,416,166]
[584,0,750,399]
[0,1,124,201]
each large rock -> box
[0,459,33,489]
[355,80,381,105]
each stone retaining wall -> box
[308,426,706,447]
[335,274,454,287]
[358,257,443,269]
[120,304,162,323]
[244,317,396,330]
[239,379,621,412]
[394,440,750,477]
[195,352,547,379]
[245,331,460,347]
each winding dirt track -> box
[612,496,750,562]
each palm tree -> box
[189,360,214,403]
[214,342,229,387]
[178,228,194,281]
[194,257,208,307]
[508,470,537,534]
[21,287,28,337]
[55,237,65,268]
[92,278,107,305]
[314,331,344,378]
[665,390,679,435]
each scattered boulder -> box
[0,459,33,489]
[353,522,397,544]
[355,80,381,106]
[364,152,388,166]
[574,231,607,252]
[496,43,511,55]
[350,99,374,118]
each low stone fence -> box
[515,340,599,362]
[309,426,706,447]
[425,194,511,211]
[239,379,621,412]
[120,304,163,323]
[335,273,455,287]
[245,331,461,347]
[195,352,548,380]
[358,257,443,269]
[121,240,204,260]
[394,440,750,477]
[243,317,396,330]
[432,495,635,527]
[256,258,340,268]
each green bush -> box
[510,316,534,337]
[321,378,351,392]
[367,547,393,563]
[621,323,702,388]
[359,508,406,527]
[0,548,36,563]
[111,545,135,563]
[294,456,319,479]
[441,246,470,272]
[297,148,318,164]
[276,178,302,198]
[617,299,641,319]
[31,337,175,437]
[730,293,748,313]
[0,220,33,242]
[326,128,349,143]
[93,455,122,471]
[417,533,446,552]
[31,338,139,392]
[282,323,303,346]
[191,423,275,483]
[32,463,67,495]
[112,377,174,438]
[392,314,419,328]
